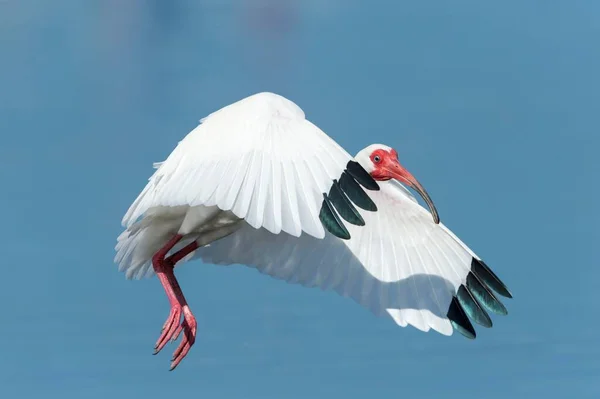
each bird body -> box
[115,92,511,370]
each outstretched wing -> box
[192,180,512,338]
[122,92,377,239]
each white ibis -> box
[115,92,512,370]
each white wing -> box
[122,92,353,239]
[192,180,512,338]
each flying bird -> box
[115,92,512,370]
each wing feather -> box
[189,179,510,338]
[264,140,282,234]
[122,92,352,238]
[280,158,302,236]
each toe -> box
[154,307,182,354]
[169,320,197,370]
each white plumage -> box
[190,182,473,336]
[122,93,350,238]
[115,92,511,369]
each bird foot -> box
[153,305,197,370]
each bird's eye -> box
[373,155,381,163]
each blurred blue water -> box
[0,1,598,398]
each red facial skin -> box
[369,148,440,224]
[369,148,401,181]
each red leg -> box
[163,241,200,340]
[165,240,200,265]
[151,236,200,370]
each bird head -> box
[355,144,440,224]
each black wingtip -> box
[456,285,493,328]
[319,195,351,240]
[328,180,365,226]
[448,259,511,338]
[447,297,476,339]
[471,258,512,299]
[466,272,508,316]
[338,172,377,212]
[318,163,381,238]
[346,161,380,191]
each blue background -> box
[1,1,598,397]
